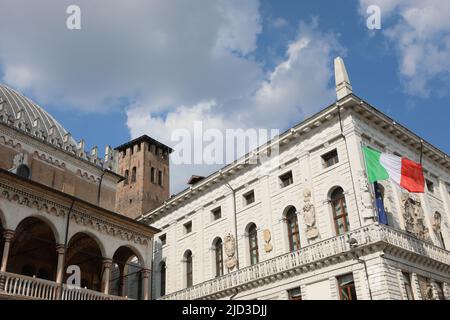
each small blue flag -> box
[374,182,388,225]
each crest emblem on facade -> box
[224,233,237,269]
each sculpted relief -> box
[302,188,319,240]
[401,193,430,242]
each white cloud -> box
[127,21,343,192]
[0,1,343,193]
[359,0,450,96]
[0,0,262,112]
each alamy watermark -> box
[66,5,81,30]
[366,5,381,30]
[171,121,280,167]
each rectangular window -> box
[426,179,434,193]
[288,287,302,301]
[322,149,339,168]
[151,167,156,183]
[279,171,293,188]
[158,170,163,186]
[337,273,357,300]
[159,234,167,246]
[243,190,255,206]
[184,221,192,234]
[211,207,222,221]
[402,272,415,300]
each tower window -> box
[151,167,156,183]
[131,167,137,183]
[158,170,163,186]
[124,170,129,185]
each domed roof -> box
[0,84,77,147]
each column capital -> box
[102,258,113,269]
[2,229,15,242]
[56,244,66,255]
[141,268,151,278]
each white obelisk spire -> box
[334,57,353,100]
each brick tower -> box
[115,135,172,219]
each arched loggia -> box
[64,232,104,292]
[7,217,58,280]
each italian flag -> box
[362,147,425,193]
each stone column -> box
[54,244,66,300]
[141,268,151,300]
[102,259,113,295]
[1,230,15,273]
[55,245,66,284]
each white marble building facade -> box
[142,58,450,300]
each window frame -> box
[243,190,255,206]
[185,251,193,288]
[286,208,300,252]
[337,273,357,300]
[183,221,193,234]
[211,207,222,221]
[322,149,339,168]
[331,188,350,235]
[279,171,294,188]
[214,239,224,277]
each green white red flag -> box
[362,147,425,193]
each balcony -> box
[159,223,450,300]
[0,272,128,300]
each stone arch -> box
[7,216,58,281]
[110,245,144,299]
[65,232,106,292]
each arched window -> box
[131,167,137,183]
[214,239,224,277]
[16,164,30,179]
[160,262,166,296]
[124,170,129,185]
[331,187,350,235]
[184,250,193,288]
[285,207,300,252]
[247,223,259,265]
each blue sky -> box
[0,0,449,193]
